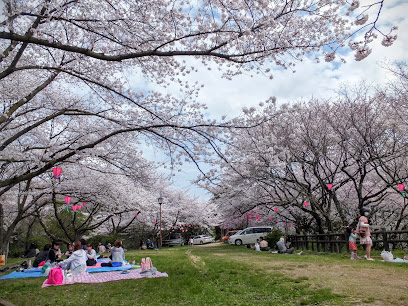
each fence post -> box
[329,233,334,253]
[304,233,309,250]
[382,228,390,252]
[344,229,349,253]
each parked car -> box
[221,230,239,243]
[192,235,214,245]
[228,226,273,246]
[164,233,185,247]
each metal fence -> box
[287,230,408,253]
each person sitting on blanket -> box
[86,244,97,266]
[47,241,62,264]
[276,237,295,254]
[65,244,74,258]
[59,240,87,273]
[259,236,270,251]
[97,242,106,254]
[101,240,125,267]
[33,244,51,267]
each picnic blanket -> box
[42,268,168,287]
[0,264,138,280]
[381,258,408,263]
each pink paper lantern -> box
[248,215,253,219]
[64,197,71,205]
[398,184,404,191]
[82,202,86,206]
[269,217,272,221]
[72,205,77,211]
[276,220,279,223]
[274,208,278,212]
[77,205,82,210]
[52,167,62,179]
[284,222,286,226]
[154,221,157,225]
[327,184,333,190]
[304,201,309,207]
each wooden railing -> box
[287,230,408,253]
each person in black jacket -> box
[47,241,62,263]
[24,243,38,258]
[33,244,51,267]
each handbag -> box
[358,229,366,239]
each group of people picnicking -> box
[249,206,407,260]
[29,239,126,274]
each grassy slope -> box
[0,244,407,305]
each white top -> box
[60,249,87,272]
[86,249,97,260]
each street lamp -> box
[158,196,163,248]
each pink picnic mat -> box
[42,268,168,288]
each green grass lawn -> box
[1,244,407,305]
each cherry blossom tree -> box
[204,75,408,233]
[0,0,397,251]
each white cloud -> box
[137,0,408,200]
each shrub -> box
[264,229,283,248]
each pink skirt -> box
[360,236,372,245]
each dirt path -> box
[186,249,207,274]
[212,252,408,305]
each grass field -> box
[1,243,407,305]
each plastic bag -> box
[41,261,56,275]
[381,250,394,262]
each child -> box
[254,239,261,251]
[85,244,97,266]
[65,244,73,258]
[347,227,361,260]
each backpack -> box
[46,267,64,285]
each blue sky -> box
[145,0,408,201]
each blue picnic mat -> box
[0,264,135,280]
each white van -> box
[228,226,273,246]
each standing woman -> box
[357,207,374,261]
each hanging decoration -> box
[303,201,309,207]
[327,184,333,190]
[52,168,62,179]
[82,202,86,206]
[398,184,405,197]
[269,217,272,221]
[72,205,77,211]
[274,208,278,212]
[248,215,253,219]
[77,204,82,210]
[64,197,71,212]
